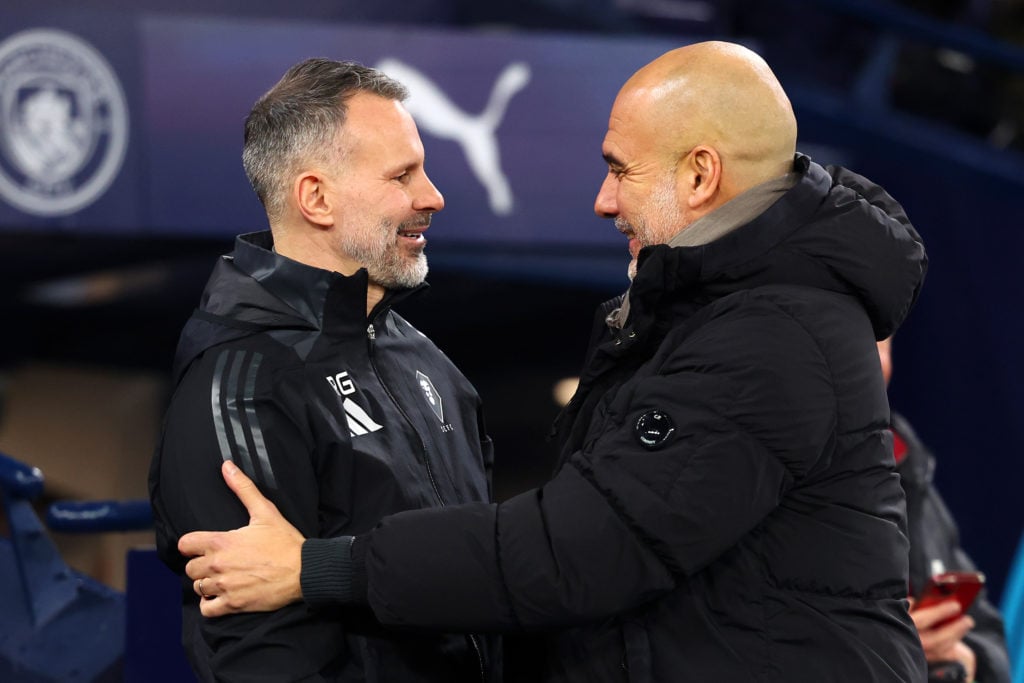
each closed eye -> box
[603,152,626,180]
[606,165,627,180]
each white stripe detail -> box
[343,397,382,436]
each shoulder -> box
[388,310,431,340]
[691,285,868,360]
[386,311,454,364]
[660,285,879,412]
[170,336,310,423]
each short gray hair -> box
[242,58,408,222]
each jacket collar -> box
[632,155,827,292]
[231,231,426,330]
[621,155,828,331]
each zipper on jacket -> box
[366,323,446,506]
[368,323,486,683]
[468,633,485,683]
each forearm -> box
[343,467,675,632]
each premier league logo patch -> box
[0,28,129,216]
[634,409,676,450]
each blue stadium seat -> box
[1,450,195,682]
[0,451,123,682]
[46,498,195,681]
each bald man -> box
[179,42,929,681]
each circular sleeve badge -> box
[634,409,676,450]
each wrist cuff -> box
[301,536,359,608]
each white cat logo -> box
[376,58,530,216]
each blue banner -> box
[0,10,688,250]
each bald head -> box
[594,42,800,278]
[616,41,797,196]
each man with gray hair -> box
[149,58,500,682]
[181,43,930,681]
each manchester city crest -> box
[0,28,129,216]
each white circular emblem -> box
[0,29,129,216]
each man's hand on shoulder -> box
[179,460,306,617]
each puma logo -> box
[376,58,531,215]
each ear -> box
[679,146,722,210]
[294,171,334,228]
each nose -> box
[414,173,445,213]
[594,174,618,218]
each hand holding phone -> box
[914,571,985,627]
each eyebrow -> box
[602,151,624,170]
[384,158,419,176]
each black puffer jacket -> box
[895,412,1012,683]
[149,231,499,682]
[326,157,929,681]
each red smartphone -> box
[915,571,985,626]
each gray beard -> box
[341,216,430,290]
[366,250,428,289]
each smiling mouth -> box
[398,229,424,240]
[397,216,431,242]
[397,227,427,247]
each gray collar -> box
[669,171,800,248]
[608,171,800,330]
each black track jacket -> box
[149,231,499,682]
[326,157,930,681]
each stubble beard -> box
[342,216,429,290]
[622,179,686,282]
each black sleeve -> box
[354,306,833,632]
[150,346,346,682]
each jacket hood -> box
[631,155,928,339]
[171,231,422,383]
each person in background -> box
[148,58,500,682]
[880,337,1011,683]
[178,41,929,681]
